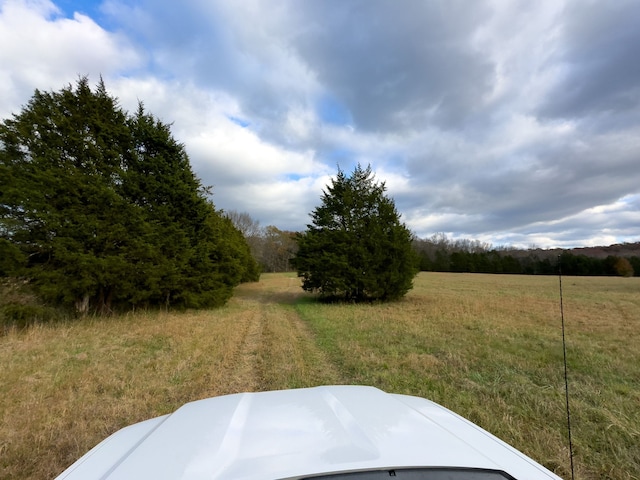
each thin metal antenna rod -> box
[558,257,575,480]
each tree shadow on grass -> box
[265,290,318,305]
[233,283,315,306]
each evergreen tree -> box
[294,164,418,301]
[0,78,258,314]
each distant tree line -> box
[225,211,298,273]
[413,234,639,277]
[226,212,639,279]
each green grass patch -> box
[295,273,640,479]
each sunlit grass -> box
[296,273,640,479]
[1,272,638,479]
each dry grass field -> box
[1,272,638,479]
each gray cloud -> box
[289,0,495,131]
[538,0,640,120]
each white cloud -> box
[110,76,332,221]
[187,127,321,184]
[0,0,140,117]
[216,175,334,230]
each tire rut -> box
[214,305,264,395]
[216,278,342,394]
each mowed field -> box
[1,273,638,479]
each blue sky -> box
[55,0,99,16]
[1,0,640,248]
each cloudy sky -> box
[2,0,639,248]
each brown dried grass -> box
[2,272,638,479]
[0,274,337,479]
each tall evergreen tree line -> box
[0,78,259,315]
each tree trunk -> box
[75,294,90,316]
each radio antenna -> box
[558,256,575,480]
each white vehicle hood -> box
[55,385,562,480]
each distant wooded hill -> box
[235,215,640,277]
[413,236,640,277]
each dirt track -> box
[213,275,341,395]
